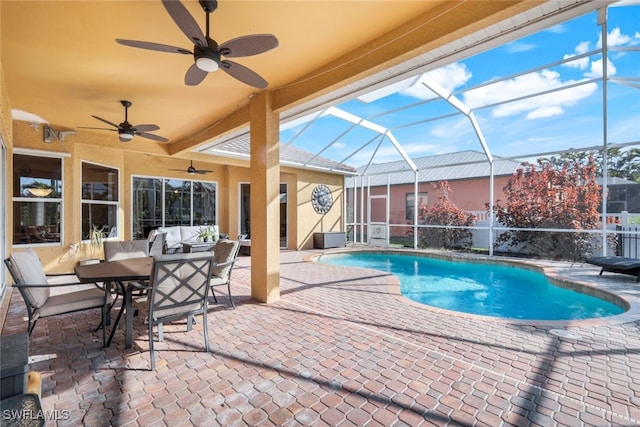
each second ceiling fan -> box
[116,0,279,88]
[79,100,168,143]
[169,160,213,175]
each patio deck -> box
[2,249,640,426]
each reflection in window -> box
[405,192,428,221]
[132,176,217,239]
[132,178,163,239]
[13,154,62,245]
[81,162,119,241]
[165,179,192,227]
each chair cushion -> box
[180,226,200,242]
[9,249,50,308]
[212,240,240,278]
[39,287,110,317]
[104,240,149,261]
[158,227,184,249]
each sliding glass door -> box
[239,183,287,248]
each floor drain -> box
[549,329,582,341]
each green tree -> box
[543,147,640,182]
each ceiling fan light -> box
[119,131,134,141]
[196,57,219,72]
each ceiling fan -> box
[116,0,278,88]
[78,100,168,143]
[169,161,213,175]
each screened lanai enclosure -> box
[202,1,640,262]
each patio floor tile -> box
[2,249,640,426]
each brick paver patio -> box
[2,249,640,426]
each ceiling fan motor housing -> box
[194,39,221,72]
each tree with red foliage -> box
[416,181,475,249]
[492,157,602,261]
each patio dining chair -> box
[102,239,151,301]
[4,249,113,344]
[104,239,149,261]
[209,239,241,309]
[131,252,215,370]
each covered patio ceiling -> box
[2,0,600,166]
[200,0,640,174]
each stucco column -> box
[249,92,280,303]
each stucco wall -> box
[7,120,344,274]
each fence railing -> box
[617,226,640,258]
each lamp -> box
[27,188,53,197]
[194,46,220,72]
[119,130,134,141]
[196,57,219,72]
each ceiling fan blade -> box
[219,34,279,58]
[138,132,169,143]
[185,63,208,86]
[161,0,206,47]
[220,60,268,89]
[91,115,120,129]
[195,170,210,174]
[77,126,117,131]
[132,124,160,133]
[116,39,192,55]
[168,168,186,172]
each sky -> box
[279,2,640,168]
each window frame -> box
[131,174,218,240]
[405,192,428,221]
[80,161,120,243]
[12,148,67,247]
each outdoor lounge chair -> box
[585,256,640,282]
[131,253,215,370]
[4,249,113,343]
[209,239,241,309]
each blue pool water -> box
[319,252,625,320]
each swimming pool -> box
[318,252,626,320]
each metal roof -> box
[207,133,357,174]
[346,150,522,186]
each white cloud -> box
[506,42,536,53]
[562,41,590,70]
[400,63,472,99]
[332,141,346,149]
[547,24,567,34]
[597,27,633,48]
[463,70,598,119]
[526,106,564,119]
[585,57,617,78]
[429,117,470,138]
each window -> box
[132,176,217,239]
[13,153,62,245]
[405,192,428,221]
[81,162,119,241]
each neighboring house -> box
[597,177,640,213]
[345,150,523,231]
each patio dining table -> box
[74,257,153,349]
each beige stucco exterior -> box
[5,120,345,276]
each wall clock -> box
[312,184,333,214]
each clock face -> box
[312,185,333,214]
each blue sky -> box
[280,3,640,167]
